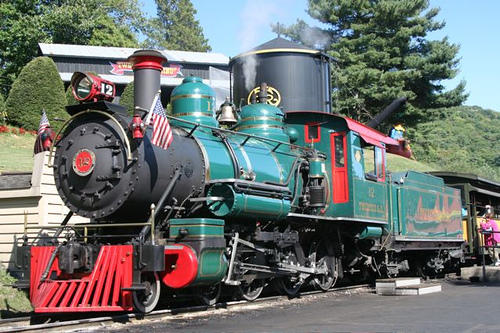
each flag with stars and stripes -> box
[38,109,50,135]
[149,97,173,149]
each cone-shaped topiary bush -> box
[6,57,68,131]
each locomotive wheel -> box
[275,276,302,296]
[132,272,161,314]
[199,283,221,306]
[238,279,265,301]
[309,238,337,291]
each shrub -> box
[65,85,79,106]
[119,80,135,116]
[0,94,6,124]
[5,57,68,131]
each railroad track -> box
[0,284,371,332]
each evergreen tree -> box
[5,57,67,131]
[143,0,211,52]
[119,81,136,117]
[277,0,467,125]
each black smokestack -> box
[127,50,167,116]
[367,97,408,129]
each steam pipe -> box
[367,97,408,129]
[258,82,268,104]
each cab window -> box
[363,146,385,182]
[305,123,321,143]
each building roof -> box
[252,37,317,52]
[38,43,229,65]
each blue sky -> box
[145,0,500,112]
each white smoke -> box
[242,54,259,92]
[299,26,331,50]
[237,0,292,91]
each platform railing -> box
[478,229,500,282]
[19,204,156,246]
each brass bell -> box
[217,98,238,125]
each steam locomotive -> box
[15,41,464,314]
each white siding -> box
[0,152,88,270]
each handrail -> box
[47,109,133,167]
[478,228,500,282]
[167,114,313,152]
[21,220,154,245]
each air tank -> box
[230,37,333,113]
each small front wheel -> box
[199,283,222,306]
[132,272,161,314]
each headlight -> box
[71,72,115,102]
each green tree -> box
[143,0,211,52]
[0,2,46,96]
[65,85,78,106]
[119,81,135,116]
[0,0,145,96]
[5,57,67,131]
[44,0,144,47]
[277,0,467,125]
[409,106,500,181]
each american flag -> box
[149,97,173,149]
[38,110,50,135]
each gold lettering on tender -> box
[359,202,377,212]
[358,202,386,214]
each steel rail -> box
[0,284,371,332]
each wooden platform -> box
[376,278,442,296]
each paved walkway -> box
[106,277,500,332]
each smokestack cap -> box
[128,50,167,71]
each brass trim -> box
[48,109,132,167]
[233,48,320,61]
[174,112,214,118]
[171,94,213,101]
[235,124,284,131]
[240,116,283,122]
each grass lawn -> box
[0,269,32,316]
[0,133,36,173]
[0,131,435,175]
[386,151,435,173]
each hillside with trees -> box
[409,105,500,181]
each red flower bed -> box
[0,125,36,135]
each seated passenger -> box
[389,124,405,141]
